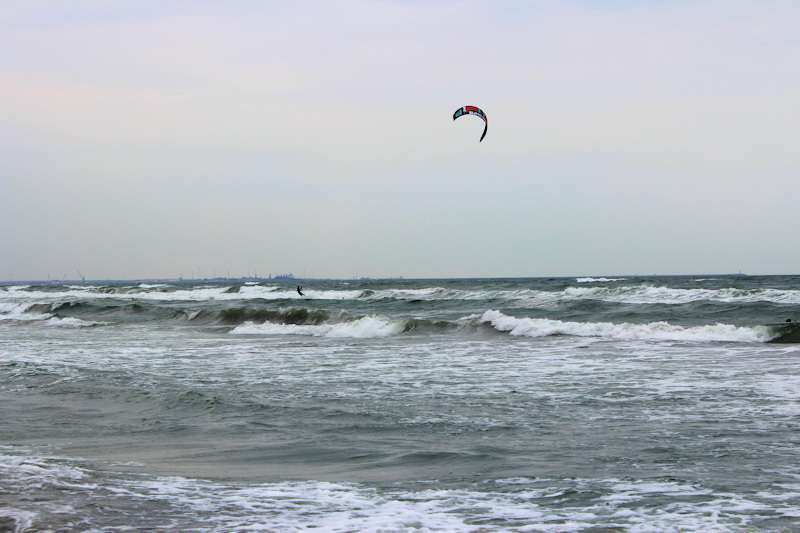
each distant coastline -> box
[0,272,778,286]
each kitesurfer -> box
[297,286,304,297]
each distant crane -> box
[76,269,86,284]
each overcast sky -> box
[2,0,798,280]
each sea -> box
[2,275,800,532]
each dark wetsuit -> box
[297,286,304,297]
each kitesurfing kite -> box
[453,106,487,142]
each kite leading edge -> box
[453,106,487,142]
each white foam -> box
[0,284,395,304]
[43,316,106,328]
[562,285,800,305]
[230,315,406,338]
[3,285,31,291]
[127,286,362,302]
[0,285,227,303]
[236,285,279,298]
[0,452,90,487]
[0,509,35,533]
[369,287,449,300]
[76,475,800,532]
[478,310,768,343]
[139,286,234,301]
[129,478,483,532]
[1,449,795,533]
[576,277,625,283]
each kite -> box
[453,106,487,142]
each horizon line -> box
[3,272,794,285]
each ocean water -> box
[2,275,800,532]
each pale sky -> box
[2,0,798,280]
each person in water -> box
[297,286,304,297]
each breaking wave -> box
[3,280,799,342]
[232,315,406,338]
[0,302,105,327]
[4,282,800,306]
[228,308,785,343]
[476,310,771,343]
[230,314,447,338]
[560,285,800,305]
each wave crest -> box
[231,315,409,338]
[478,310,769,343]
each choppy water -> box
[2,276,800,532]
